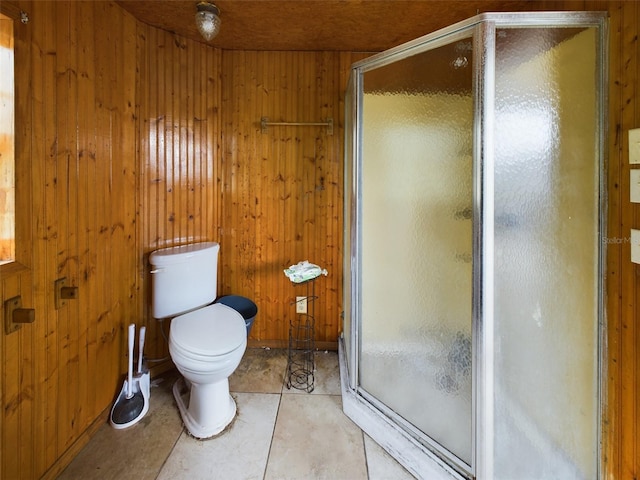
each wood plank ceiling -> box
[115,0,570,51]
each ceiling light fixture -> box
[195,2,221,42]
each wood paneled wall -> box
[0,1,637,479]
[136,23,222,364]
[602,1,640,478]
[0,1,139,478]
[219,51,346,347]
[138,46,349,349]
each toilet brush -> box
[135,326,151,415]
[110,324,146,429]
[137,326,146,374]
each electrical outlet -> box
[296,296,307,314]
[632,169,640,203]
[630,128,640,164]
[632,229,640,264]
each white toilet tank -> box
[150,242,220,319]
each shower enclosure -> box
[340,12,606,480]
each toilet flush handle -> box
[150,268,165,274]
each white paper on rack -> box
[283,260,328,283]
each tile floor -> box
[59,348,415,480]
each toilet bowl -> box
[149,242,248,439]
[169,303,247,438]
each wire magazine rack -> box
[286,278,318,393]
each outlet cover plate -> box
[296,296,307,314]
[632,170,640,203]
[631,229,640,264]
[630,128,640,164]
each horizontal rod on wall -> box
[260,117,333,135]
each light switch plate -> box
[631,170,640,203]
[631,229,640,264]
[629,128,640,164]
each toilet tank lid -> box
[150,242,219,266]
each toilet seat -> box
[171,303,246,357]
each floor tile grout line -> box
[262,390,284,480]
[362,430,371,480]
[154,424,186,479]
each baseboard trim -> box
[247,339,338,351]
[40,405,111,480]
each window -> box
[0,12,14,265]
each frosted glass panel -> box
[492,27,599,479]
[359,38,474,464]
[344,13,604,480]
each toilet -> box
[149,242,247,439]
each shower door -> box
[341,12,606,480]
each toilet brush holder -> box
[135,369,150,409]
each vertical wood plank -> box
[604,0,622,474]
[2,275,20,480]
[24,0,49,475]
[621,1,639,477]
[18,270,34,478]
[42,0,60,467]
[54,0,77,451]
[75,0,96,430]
[599,2,637,479]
